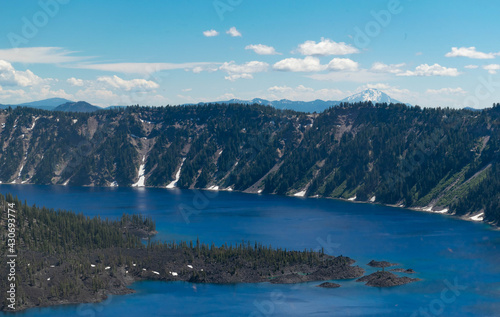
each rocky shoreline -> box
[9,253,422,312]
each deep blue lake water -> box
[0,185,499,316]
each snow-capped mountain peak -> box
[341,88,403,104]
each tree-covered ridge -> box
[0,193,362,311]
[0,103,498,223]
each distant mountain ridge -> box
[191,89,409,112]
[54,101,101,113]
[18,98,74,108]
[2,89,408,113]
[0,98,102,112]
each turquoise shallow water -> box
[0,185,499,316]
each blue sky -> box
[0,0,499,108]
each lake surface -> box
[1,185,499,316]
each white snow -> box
[171,272,178,276]
[348,196,356,201]
[72,119,78,124]
[28,117,39,130]
[470,212,484,222]
[226,187,233,192]
[257,189,263,194]
[50,265,55,268]
[167,158,186,189]
[152,271,160,275]
[434,208,448,214]
[110,181,118,187]
[187,265,193,269]
[369,196,376,202]
[342,88,399,104]
[125,271,128,274]
[63,179,70,186]
[91,264,96,267]
[18,164,24,178]
[294,190,306,197]
[105,266,111,270]
[207,185,219,191]
[132,263,136,267]
[143,268,146,271]
[132,156,146,187]
[47,278,51,281]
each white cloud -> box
[0,47,87,64]
[327,58,359,71]
[464,65,479,69]
[415,52,423,56]
[266,84,345,101]
[371,62,405,74]
[0,60,45,87]
[219,61,268,81]
[245,44,281,55]
[296,38,359,56]
[217,93,236,100]
[75,87,119,105]
[398,64,461,77]
[97,75,159,91]
[182,88,192,92]
[225,74,253,81]
[67,77,84,86]
[34,85,74,101]
[483,64,500,74]
[426,87,467,95]
[74,62,221,75]
[226,27,242,37]
[308,69,391,82]
[445,47,498,59]
[220,61,268,73]
[203,29,219,37]
[273,56,326,72]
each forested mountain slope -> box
[0,103,498,224]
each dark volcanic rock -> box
[270,273,308,284]
[356,271,420,287]
[367,260,398,268]
[317,282,341,288]
[390,268,416,274]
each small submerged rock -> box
[317,282,341,288]
[356,271,420,287]
[390,268,416,274]
[367,260,398,268]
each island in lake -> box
[0,193,420,312]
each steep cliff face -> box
[0,103,498,223]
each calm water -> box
[1,185,499,316]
